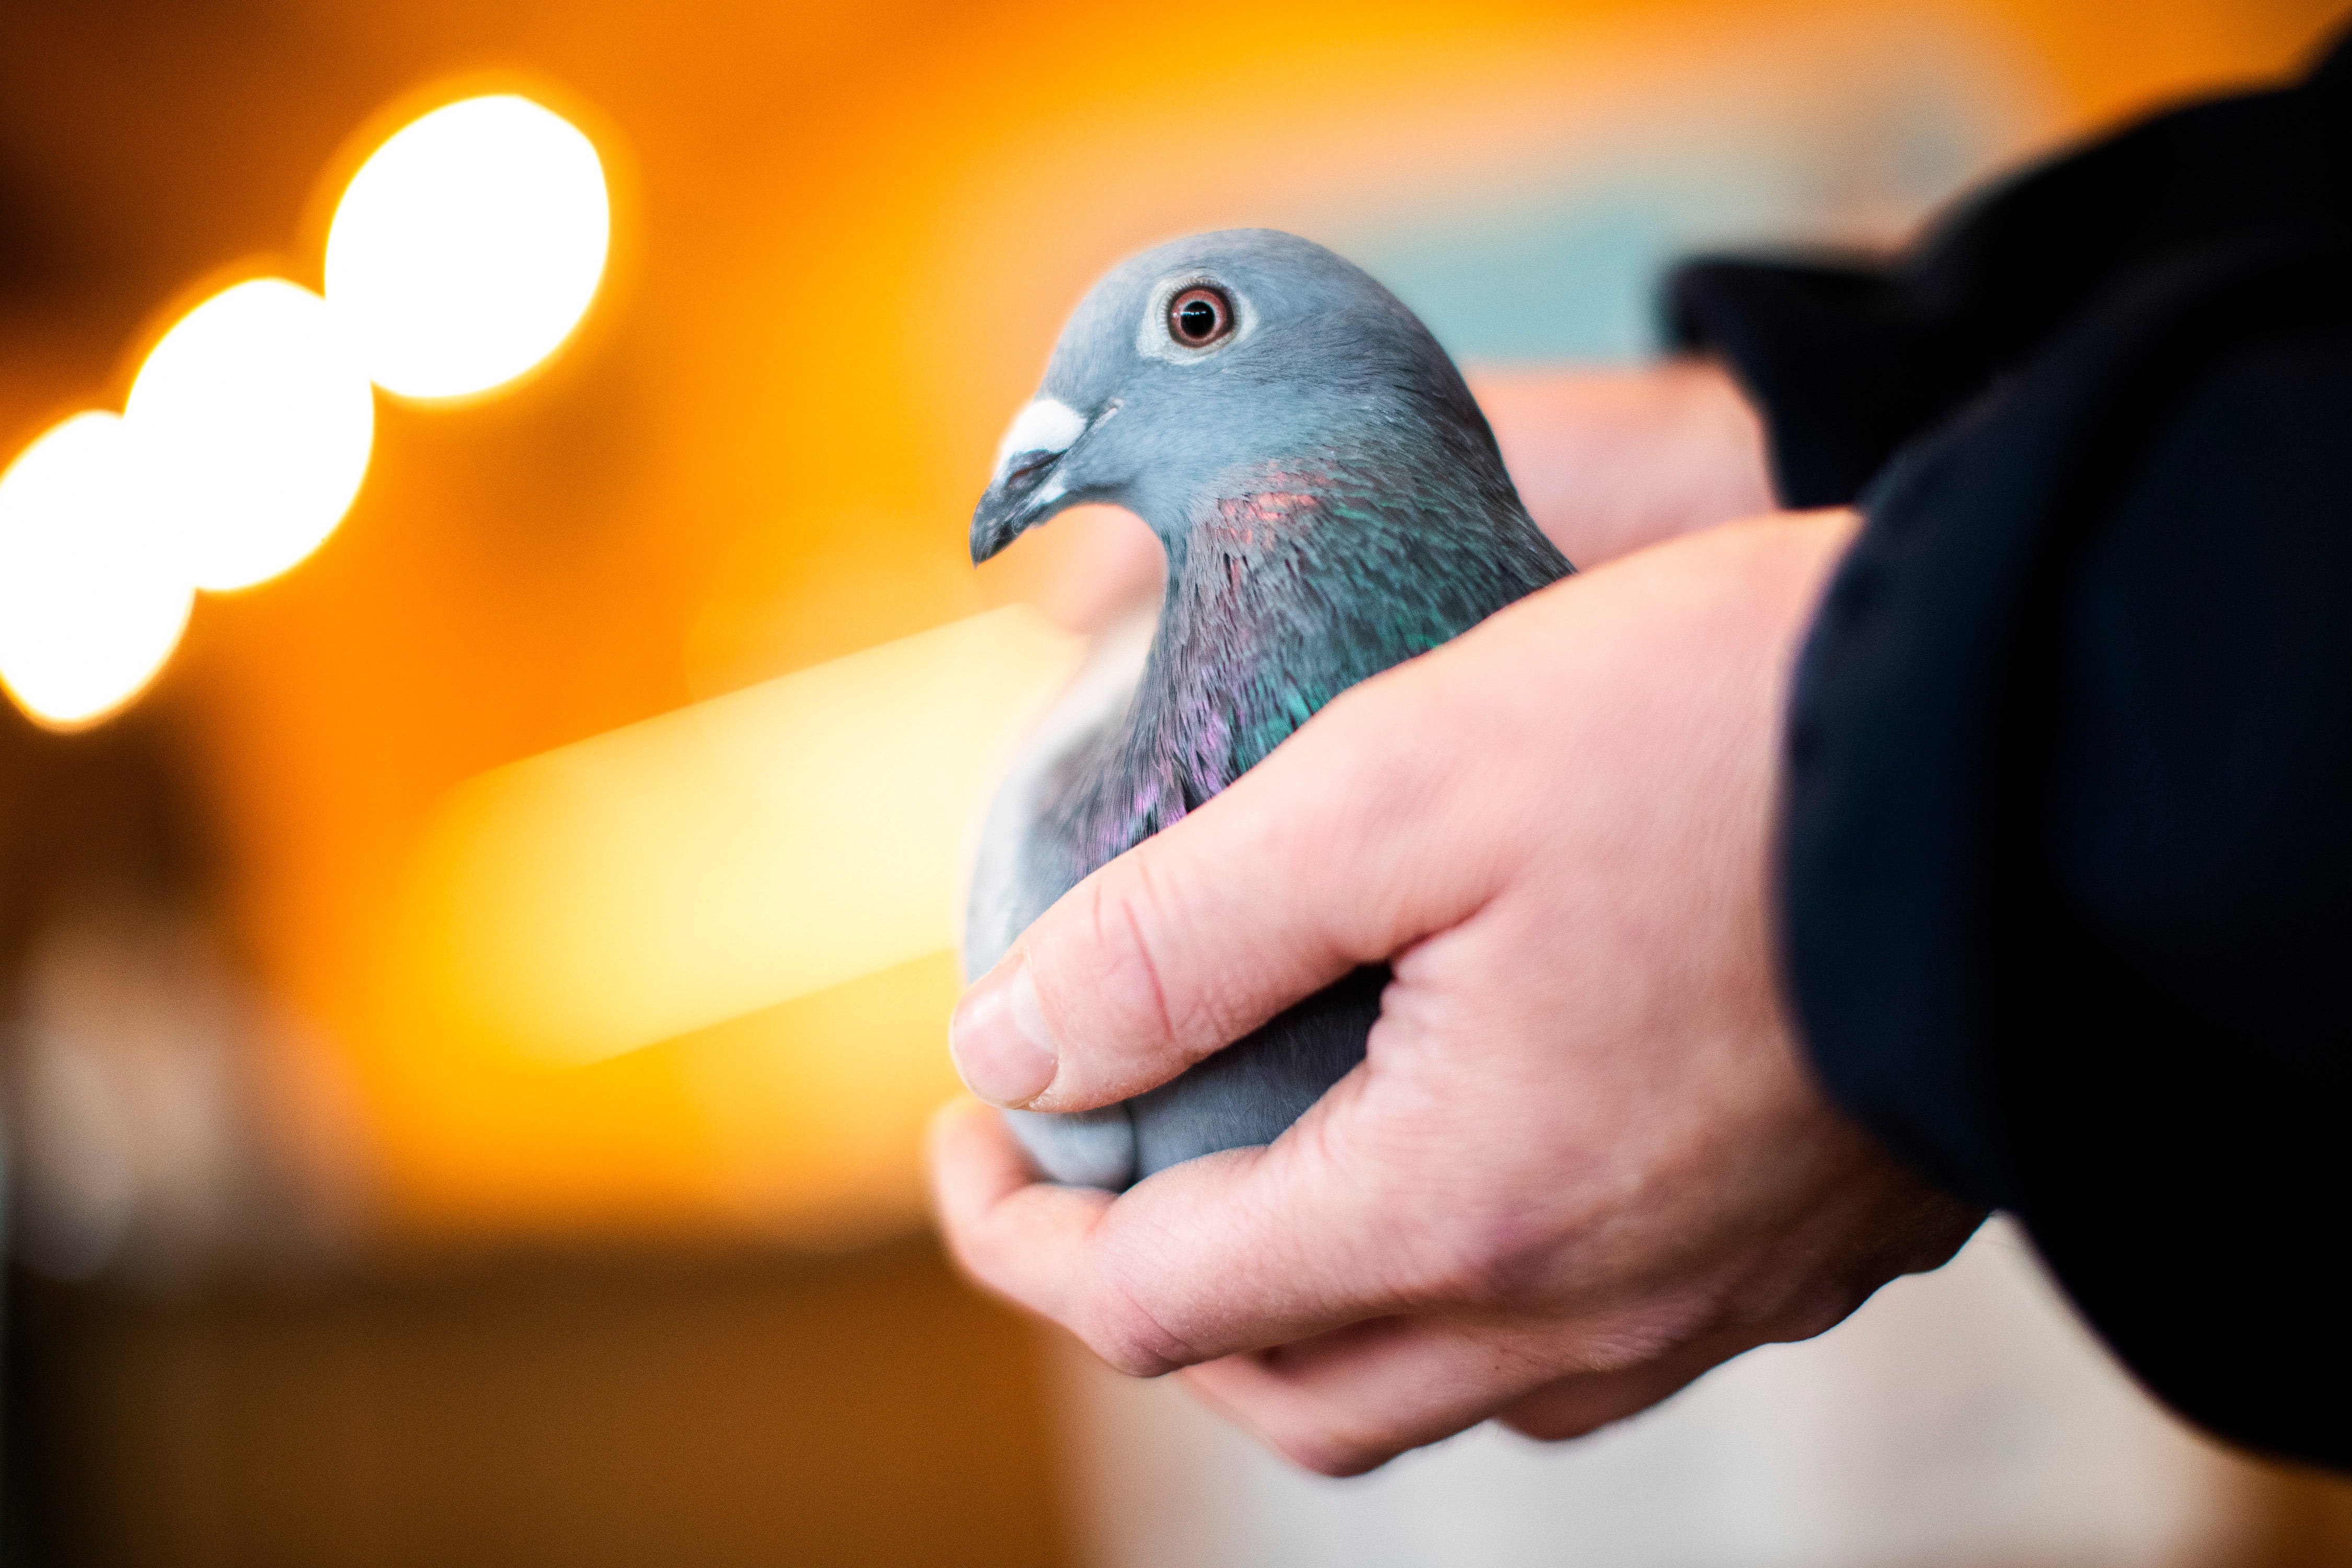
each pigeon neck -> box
[1103,447,1562,838]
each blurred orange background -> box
[6,3,2352,1561]
[8,0,2341,1250]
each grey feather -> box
[963,229,1570,1190]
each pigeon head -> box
[971,228,1504,567]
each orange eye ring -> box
[1167,286,1233,348]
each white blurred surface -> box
[1050,1218,2251,1568]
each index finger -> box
[950,636,1513,1116]
[928,1062,1474,1376]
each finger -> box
[1492,1342,1725,1442]
[927,1097,1113,1322]
[1182,1316,1559,1475]
[1182,1312,1747,1475]
[949,640,1511,1114]
[929,1067,1508,1375]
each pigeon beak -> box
[971,454,1068,564]
[972,397,1089,564]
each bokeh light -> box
[325,94,611,400]
[0,412,194,729]
[407,606,1083,1065]
[125,278,376,592]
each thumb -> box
[949,679,1477,1113]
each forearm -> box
[1777,233,2352,1468]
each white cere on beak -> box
[991,397,1088,483]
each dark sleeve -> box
[1780,234,2352,1468]
[1666,31,2352,507]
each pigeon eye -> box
[1168,287,1232,348]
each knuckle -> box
[1499,1403,1606,1445]
[1071,860,1184,1051]
[944,1228,1036,1317]
[1300,692,1479,923]
[936,1218,985,1281]
[1574,1287,1735,1375]
[1401,1200,1563,1310]
[1773,1295,1859,1347]
[1077,1276,1195,1378]
[1760,1276,1873,1346]
[932,1202,1001,1287]
[1272,1416,1397,1479]
[1314,705,1435,836]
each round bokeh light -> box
[0,412,195,729]
[126,278,377,592]
[326,94,611,400]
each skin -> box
[931,360,1982,1477]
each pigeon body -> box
[965,229,1570,1190]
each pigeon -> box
[964,228,1571,1190]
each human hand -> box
[1473,357,1774,566]
[930,508,1980,1475]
